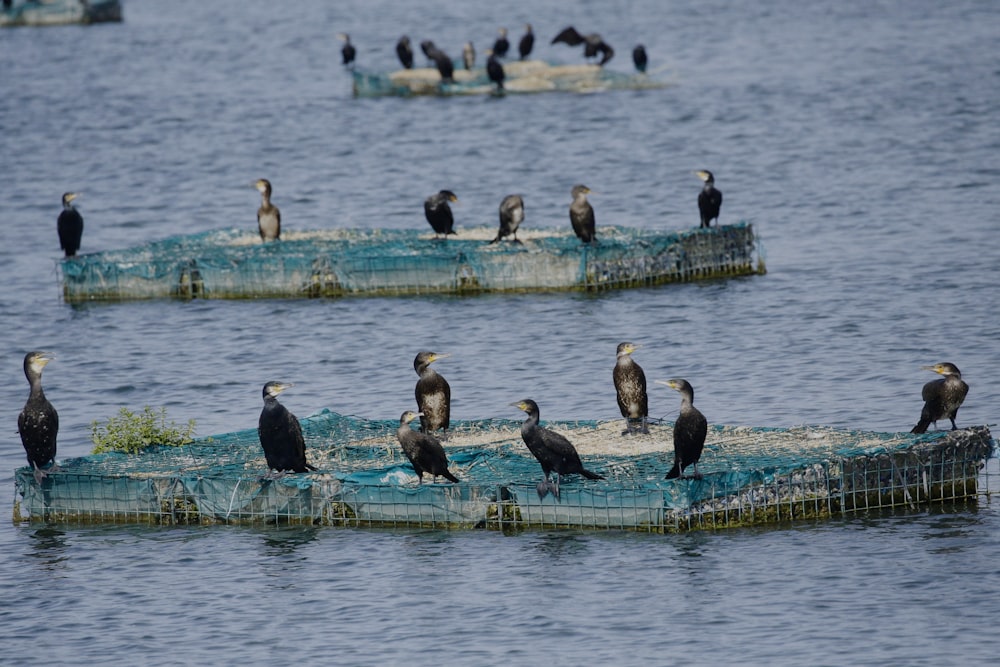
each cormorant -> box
[414,351,451,436]
[911,363,969,433]
[491,194,524,243]
[614,342,648,435]
[18,351,58,485]
[569,184,596,243]
[486,49,505,92]
[396,411,460,484]
[337,33,356,66]
[258,381,317,478]
[462,41,476,70]
[518,24,534,60]
[424,190,458,238]
[512,399,604,500]
[632,44,648,72]
[57,192,84,257]
[657,379,708,480]
[695,170,723,228]
[551,26,615,65]
[493,27,510,58]
[420,40,454,82]
[254,178,281,241]
[396,35,414,69]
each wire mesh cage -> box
[13,411,994,532]
[350,61,669,98]
[58,224,762,302]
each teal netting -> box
[59,223,760,302]
[350,61,669,98]
[13,410,994,531]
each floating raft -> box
[59,223,762,302]
[351,60,667,97]
[0,0,121,27]
[13,412,994,532]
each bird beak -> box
[415,411,425,417]
[920,365,941,374]
[655,379,677,390]
[694,170,709,181]
[431,353,451,362]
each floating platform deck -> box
[58,223,762,302]
[13,412,994,532]
[351,60,667,97]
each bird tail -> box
[443,470,460,483]
[304,463,318,472]
[581,469,604,480]
[665,462,681,479]
[910,419,929,434]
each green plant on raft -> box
[91,406,197,454]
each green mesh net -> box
[13,410,994,532]
[59,224,761,302]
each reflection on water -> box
[25,524,69,573]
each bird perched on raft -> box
[337,33,356,66]
[396,411,460,484]
[18,351,59,485]
[57,192,84,257]
[420,40,454,82]
[632,44,648,72]
[613,342,649,435]
[396,35,414,69]
[253,178,281,241]
[695,170,722,228]
[492,194,525,243]
[258,381,317,479]
[911,363,969,433]
[551,26,615,65]
[518,24,534,60]
[486,49,505,92]
[414,351,451,437]
[462,41,475,70]
[657,379,708,480]
[424,190,458,238]
[492,27,510,58]
[512,399,605,500]
[569,184,596,243]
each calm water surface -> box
[1,0,998,664]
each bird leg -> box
[260,470,287,482]
[536,479,551,500]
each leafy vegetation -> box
[91,406,196,455]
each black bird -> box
[695,170,723,228]
[632,44,648,72]
[658,379,708,480]
[512,399,604,500]
[258,381,317,478]
[414,351,451,436]
[420,40,454,82]
[337,33,356,66]
[396,411,460,484]
[493,27,510,58]
[424,190,458,238]
[18,351,59,485]
[486,49,505,91]
[253,178,281,241]
[551,26,615,65]
[492,194,525,243]
[462,41,476,70]
[569,184,596,243]
[57,192,84,257]
[613,342,648,435]
[518,24,534,60]
[396,35,414,69]
[911,363,969,433]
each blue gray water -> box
[1,0,999,664]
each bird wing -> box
[551,26,584,46]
